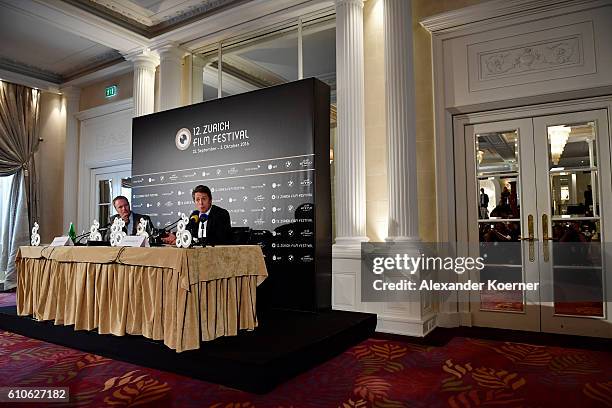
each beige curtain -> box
[0,81,41,289]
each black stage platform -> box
[0,306,376,394]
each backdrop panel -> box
[132,78,331,311]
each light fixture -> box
[548,125,571,165]
[329,148,334,164]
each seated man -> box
[188,185,232,245]
[105,195,176,243]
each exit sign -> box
[105,85,118,98]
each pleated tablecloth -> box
[16,245,268,352]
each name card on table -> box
[49,236,74,247]
[121,235,150,247]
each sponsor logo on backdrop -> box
[175,128,192,150]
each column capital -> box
[335,0,364,7]
[126,49,160,70]
[155,42,189,62]
[192,55,207,70]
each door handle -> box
[542,214,551,262]
[526,214,536,262]
[519,215,538,241]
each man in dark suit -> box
[105,195,153,240]
[187,185,231,245]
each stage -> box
[0,305,376,394]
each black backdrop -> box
[132,78,331,311]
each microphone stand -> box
[149,217,183,246]
[74,224,111,245]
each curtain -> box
[0,81,41,290]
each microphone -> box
[190,210,200,224]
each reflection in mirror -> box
[548,121,597,170]
[552,220,600,242]
[479,266,524,312]
[476,130,519,175]
[191,54,220,102]
[478,221,521,243]
[303,17,336,104]
[478,176,520,220]
[221,26,298,97]
[553,267,603,317]
[550,172,598,217]
[99,204,110,228]
[99,180,111,204]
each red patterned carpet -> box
[0,293,16,308]
[1,291,611,407]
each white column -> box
[157,44,186,111]
[334,0,369,251]
[60,86,80,232]
[384,0,419,241]
[130,51,159,117]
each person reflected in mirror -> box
[479,188,489,219]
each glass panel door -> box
[465,118,540,332]
[534,110,612,337]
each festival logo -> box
[175,128,192,150]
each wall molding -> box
[420,0,610,34]
[75,98,133,121]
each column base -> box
[385,236,421,242]
[333,236,369,258]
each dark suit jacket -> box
[105,212,153,241]
[188,205,232,245]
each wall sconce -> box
[330,148,334,164]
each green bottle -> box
[68,222,76,243]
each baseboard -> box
[376,314,437,337]
[436,311,461,328]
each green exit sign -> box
[105,85,118,98]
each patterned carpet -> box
[0,293,16,308]
[0,292,611,407]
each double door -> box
[460,109,612,337]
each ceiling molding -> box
[420,0,611,34]
[62,54,126,83]
[0,52,126,86]
[61,60,133,87]
[0,0,149,53]
[0,68,60,93]
[65,0,250,37]
[0,57,62,84]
